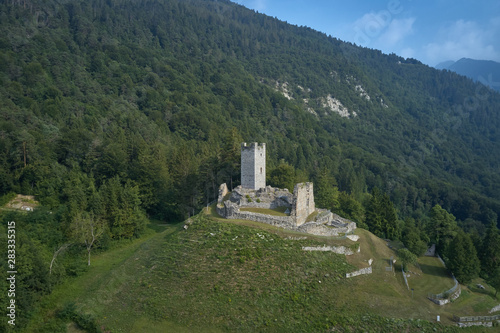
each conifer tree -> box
[447,231,480,284]
[314,168,339,210]
[381,193,400,240]
[488,266,500,297]
[365,188,384,238]
[480,221,500,278]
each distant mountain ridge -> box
[436,58,500,92]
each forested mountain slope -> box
[1,0,500,228]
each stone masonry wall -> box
[302,245,359,256]
[297,222,349,236]
[346,266,372,278]
[217,183,229,203]
[241,142,266,190]
[230,185,292,209]
[291,182,315,226]
[216,199,295,229]
[216,182,356,237]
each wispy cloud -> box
[424,19,500,65]
[400,47,415,59]
[349,10,415,50]
[378,18,415,46]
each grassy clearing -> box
[409,256,456,296]
[240,206,289,216]
[25,222,181,332]
[26,211,496,332]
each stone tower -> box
[241,142,266,190]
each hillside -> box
[0,0,500,228]
[436,58,500,92]
[24,215,496,332]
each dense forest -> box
[1,0,500,330]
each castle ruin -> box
[216,142,356,236]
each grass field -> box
[409,256,456,296]
[24,212,498,332]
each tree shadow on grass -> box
[418,263,453,278]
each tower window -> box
[260,167,263,174]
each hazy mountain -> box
[436,58,500,92]
[435,60,455,70]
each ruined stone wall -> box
[297,222,350,236]
[302,245,359,256]
[241,142,266,190]
[216,181,357,237]
[315,209,333,224]
[217,183,229,203]
[346,267,372,278]
[228,185,292,209]
[230,211,295,229]
[291,182,315,226]
[216,199,295,229]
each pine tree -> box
[447,231,480,284]
[480,221,500,277]
[487,266,500,297]
[365,188,384,238]
[314,168,339,210]
[381,193,400,240]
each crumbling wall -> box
[291,182,315,226]
[296,222,353,236]
[302,245,359,256]
[217,183,229,203]
[216,182,357,237]
[217,199,295,229]
[346,267,372,278]
[230,185,292,209]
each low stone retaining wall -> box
[454,314,500,328]
[428,285,461,305]
[223,209,296,230]
[346,266,372,278]
[315,209,333,224]
[302,245,359,256]
[297,222,348,236]
[457,321,495,328]
[347,235,360,241]
[489,304,500,314]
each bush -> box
[56,302,101,333]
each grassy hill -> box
[25,215,497,332]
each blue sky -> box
[231,0,500,66]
